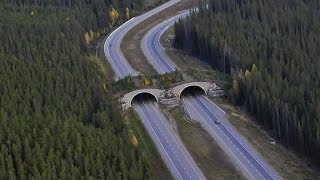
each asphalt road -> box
[182,93,282,180]
[104,0,181,80]
[141,10,190,73]
[132,97,206,180]
[141,10,281,180]
[104,1,206,178]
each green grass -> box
[169,106,244,179]
[185,67,230,82]
[124,110,173,180]
[160,26,231,83]
[161,22,320,179]
[211,98,320,180]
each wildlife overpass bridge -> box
[122,82,213,108]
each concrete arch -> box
[121,82,214,109]
[132,92,158,102]
[172,82,211,98]
[122,89,163,108]
[180,86,206,97]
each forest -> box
[0,0,154,178]
[174,0,320,164]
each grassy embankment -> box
[161,24,320,179]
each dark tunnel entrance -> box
[131,92,157,106]
[180,86,206,99]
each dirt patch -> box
[121,0,199,76]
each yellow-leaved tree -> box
[231,72,240,99]
[84,29,94,44]
[143,75,151,86]
[125,7,130,19]
[130,132,138,146]
[109,6,119,26]
[144,79,150,86]
[244,69,252,79]
[84,32,90,44]
[251,63,258,74]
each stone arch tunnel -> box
[121,82,213,109]
[172,82,211,99]
[179,85,206,98]
[131,92,158,104]
[122,89,163,108]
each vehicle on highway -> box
[103,1,207,178]
[140,12,281,178]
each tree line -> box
[0,0,155,178]
[174,0,320,164]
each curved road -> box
[104,1,206,179]
[141,9,282,180]
[104,0,181,80]
[141,10,190,73]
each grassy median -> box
[121,0,199,76]
[169,106,245,179]
[160,19,320,179]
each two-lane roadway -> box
[182,92,282,180]
[104,0,182,80]
[133,97,206,180]
[141,10,190,73]
[141,10,282,180]
[104,1,206,178]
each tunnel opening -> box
[131,92,157,105]
[180,86,206,99]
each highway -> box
[132,97,206,180]
[182,92,281,180]
[104,0,181,80]
[104,1,206,179]
[141,10,282,180]
[141,11,190,73]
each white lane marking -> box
[203,96,226,114]
[183,96,257,180]
[141,31,165,73]
[142,11,190,73]
[104,18,136,78]
[148,99,204,179]
[134,102,183,180]
[194,94,276,179]
[105,0,183,79]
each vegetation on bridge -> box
[174,0,320,165]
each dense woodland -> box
[0,0,154,178]
[174,0,320,164]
